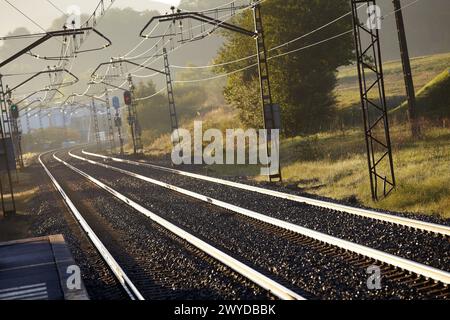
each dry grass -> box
[336,52,450,110]
[275,125,450,218]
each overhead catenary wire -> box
[70,0,421,101]
[169,0,420,71]
[129,0,266,74]
[96,0,356,99]
[45,0,117,105]
[135,87,166,101]
[169,0,422,83]
[1,0,64,45]
[172,30,352,84]
[45,0,68,16]
[136,30,354,100]
[95,0,265,96]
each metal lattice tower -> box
[25,111,31,134]
[38,107,43,131]
[104,89,116,154]
[5,94,23,169]
[0,75,16,215]
[127,74,143,155]
[115,108,124,155]
[253,2,282,182]
[351,0,396,200]
[91,98,101,150]
[163,48,180,147]
[10,116,23,169]
[62,108,67,139]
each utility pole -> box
[114,106,124,155]
[163,47,180,147]
[62,108,67,140]
[253,2,281,182]
[126,74,143,155]
[392,0,420,138]
[104,89,116,154]
[91,98,101,150]
[91,60,165,156]
[38,107,43,131]
[0,74,16,216]
[25,110,31,134]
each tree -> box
[215,0,354,136]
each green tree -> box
[215,0,353,136]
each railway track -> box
[78,149,450,274]
[39,151,304,300]
[39,152,144,300]
[82,149,450,236]
[50,148,450,299]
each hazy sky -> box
[0,0,181,37]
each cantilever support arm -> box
[5,69,79,94]
[88,80,127,92]
[16,89,64,109]
[139,12,257,39]
[91,59,166,79]
[0,27,112,69]
[81,93,107,104]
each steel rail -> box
[82,150,450,237]
[38,152,145,301]
[74,150,450,285]
[57,151,305,300]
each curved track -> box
[42,148,450,299]
[39,150,303,300]
[82,150,450,236]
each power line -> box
[268,30,353,60]
[45,0,68,16]
[169,6,357,70]
[86,1,265,96]
[172,30,352,84]
[46,0,117,104]
[3,0,49,34]
[129,0,266,74]
[169,0,420,71]
[77,0,421,97]
[135,87,166,101]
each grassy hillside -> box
[391,68,450,120]
[272,125,450,218]
[335,53,450,126]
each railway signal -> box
[10,104,19,119]
[0,75,16,216]
[126,75,143,155]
